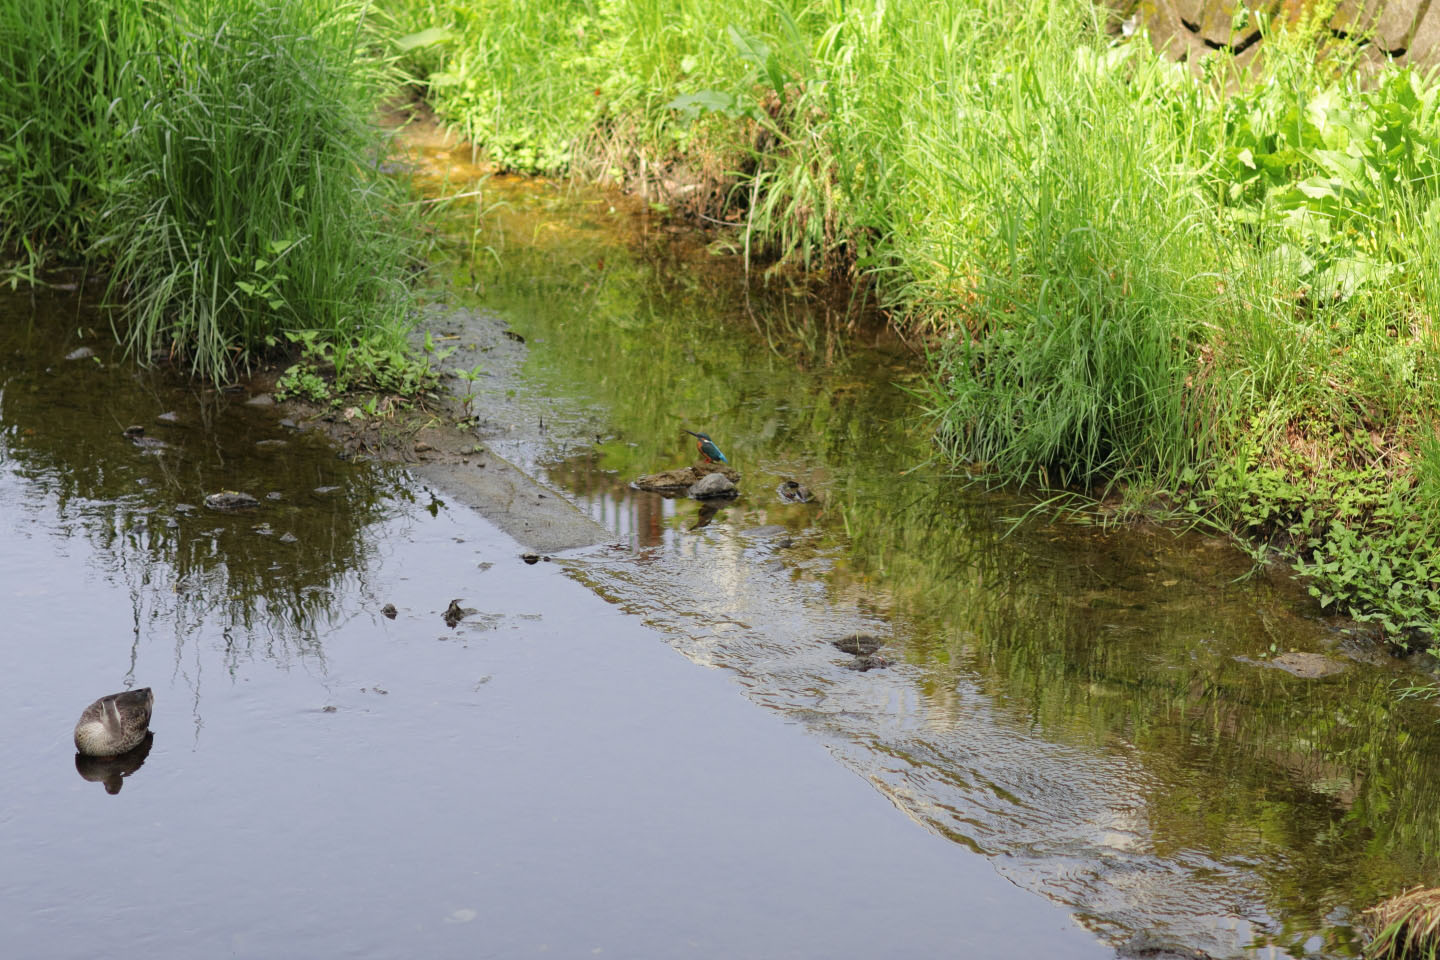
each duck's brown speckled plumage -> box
[73,688,153,757]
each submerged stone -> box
[833,634,883,656]
[204,490,260,512]
[1249,651,1348,679]
[844,655,891,672]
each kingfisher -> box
[685,430,728,464]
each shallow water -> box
[5,146,1440,960]
[0,295,1102,953]
[411,147,1440,958]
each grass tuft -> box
[0,0,418,384]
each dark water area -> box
[6,136,1440,960]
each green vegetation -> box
[386,0,1440,645]
[0,0,420,386]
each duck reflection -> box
[74,732,154,795]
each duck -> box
[73,687,154,757]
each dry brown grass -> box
[1365,887,1440,959]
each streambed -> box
[3,140,1439,960]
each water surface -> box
[411,146,1440,958]
[0,286,1102,956]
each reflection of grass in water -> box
[9,465,394,671]
[0,300,395,667]
[831,475,1440,944]
[429,179,915,489]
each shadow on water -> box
[410,148,1440,958]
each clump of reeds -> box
[1365,888,1440,960]
[0,0,417,383]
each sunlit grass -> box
[0,0,418,383]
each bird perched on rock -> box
[684,430,728,464]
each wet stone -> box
[777,480,816,503]
[265,491,285,501]
[313,486,341,495]
[204,491,260,512]
[381,603,397,619]
[278,532,298,543]
[155,411,181,425]
[443,599,476,628]
[255,439,287,449]
[633,464,741,495]
[689,472,738,500]
[65,346,95,361]
[521,553,541,565]
[844,655,892,673]
[833,634,883,656]
[244,393,275,407]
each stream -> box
[4,133,1440,960]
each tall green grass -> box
[0,0,417,383]
[0,0,151,268]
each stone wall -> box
[1103,1,1440,73]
